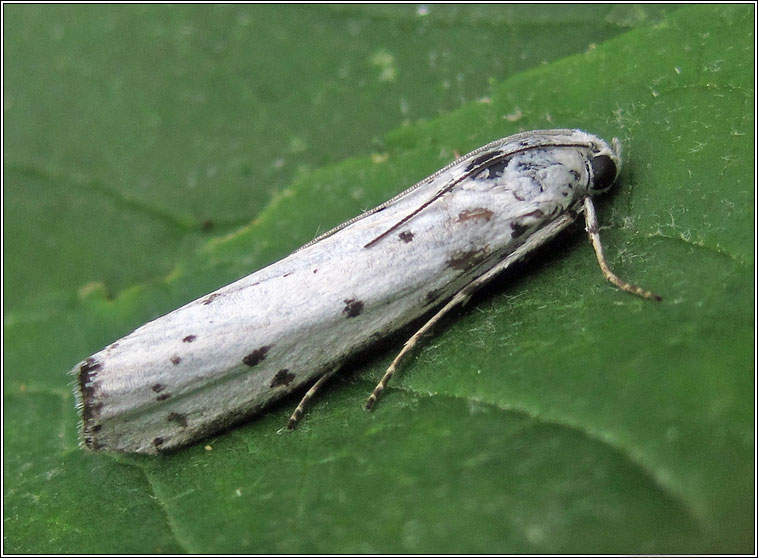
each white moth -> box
[73,128,660,454]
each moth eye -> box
[589,154,617,192]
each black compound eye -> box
[589,154,617,192]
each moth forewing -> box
[73,128,655,455]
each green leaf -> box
[4,3,674,311]
[4,4,753,553]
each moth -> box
[73,128,660,454]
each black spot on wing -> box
[167,412,188,428]
[170,355,182,365]
[399,231,414,243]
[510,222,530,239]
[514,158,542,173]
[479,158,511,179]
[203,293,222,305]
[464,150,502,172]
[446,247,489,271]
[83,435,102,451]
[152,384,166,393]
[425,289,442,305]
[343,298,364,318]
[243,345,271,367]
[270,369,296,388]
[79,358,103,424]
[183,335,196,343]
[80,357,101,375]
[510,209,546,239]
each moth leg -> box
[366,289,472,411]
[583,197,662,301]
[287,367,339,430]
[366,210,589,410]
[365,215,573,410]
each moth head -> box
[587,137,622,195]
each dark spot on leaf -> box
[343,298,364,318]
[243,345,271,367]
[152,384,166,393]
[270,369,296,388]
[157,393,171,401]
[153,437,165,447]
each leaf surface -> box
[3,5,752,553]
